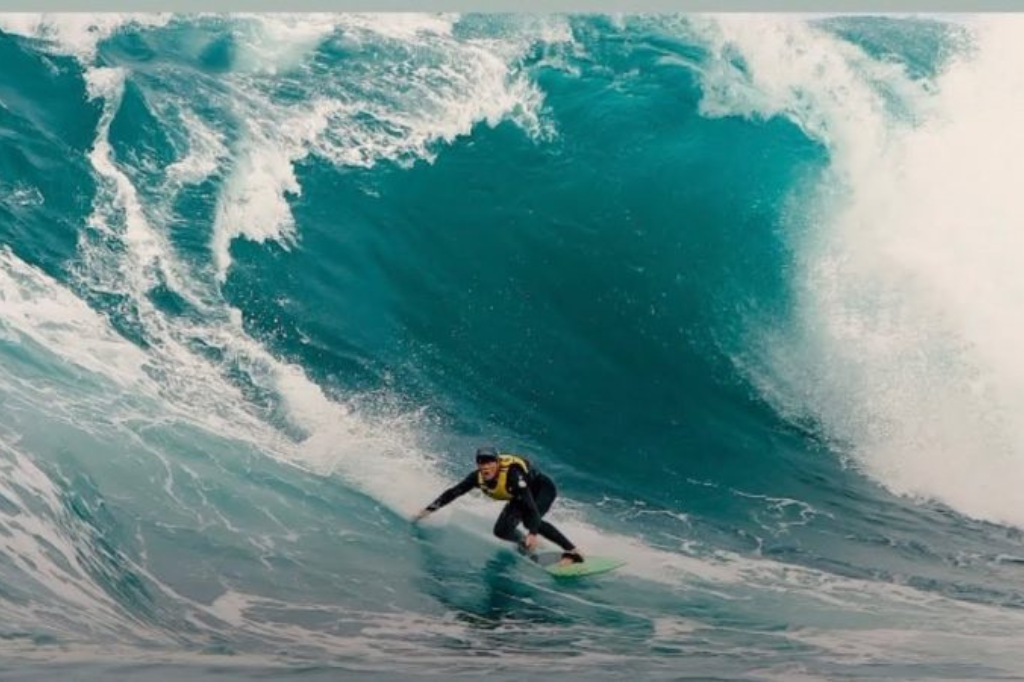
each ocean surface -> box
[2,13,1024,680]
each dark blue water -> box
[4,13,1024,680]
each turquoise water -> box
[4,13,1024,680]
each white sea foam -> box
[0,247,148,385]
[207,14,551,281]
[0,13,171,61]
[695,15,1024,528]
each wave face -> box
[3,13,1024,680]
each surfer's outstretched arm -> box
[414,472,476,521]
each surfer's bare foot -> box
[559,550,584,566]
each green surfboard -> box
[524,550,626,578]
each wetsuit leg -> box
[531,478,575,552]
[493,501,524,543]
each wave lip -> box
[722,15,1024,528]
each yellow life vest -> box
[477,454,530,501]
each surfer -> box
[414,446,585,566]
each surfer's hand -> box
[413,509,431,523]
[524,533,538,550]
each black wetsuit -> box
[425,463,576,552]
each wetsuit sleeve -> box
[425,472,477,511]
[508,466,543,533]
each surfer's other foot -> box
[559,550,584,566]
[516,541,539,562]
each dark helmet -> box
[475,446,499,464]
